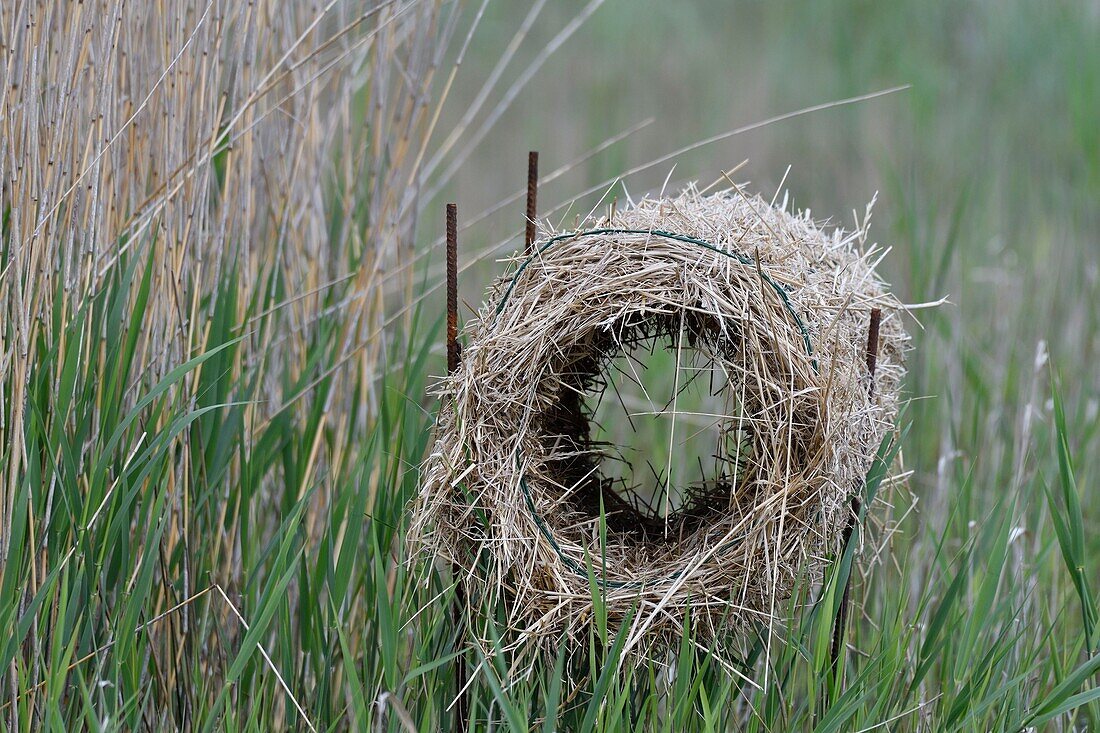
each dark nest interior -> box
[538,309,759,544]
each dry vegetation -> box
[414,187,907,673]
[1,0,447,725]
[0,0,444,451]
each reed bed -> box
[0,0,446,724]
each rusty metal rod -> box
[444,202,468,730]
[446,203,460,375]
[864,308,882,386]
[525,151,538,254]
[829,307,882,684]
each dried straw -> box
[411,185,907,668]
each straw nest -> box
[411,185,907,664]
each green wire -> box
[494,227,816,371]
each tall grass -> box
[0,0,449,727]
[3,0,1100,730]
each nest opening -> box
[539,310,757,544]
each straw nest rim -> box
[411,185,907,661]
[505,228,818,588]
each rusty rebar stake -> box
[864,308,882,385]
[829,308,882,684]
[525,151,539,254]
[445,203,468,731]
[446,203,460,375]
